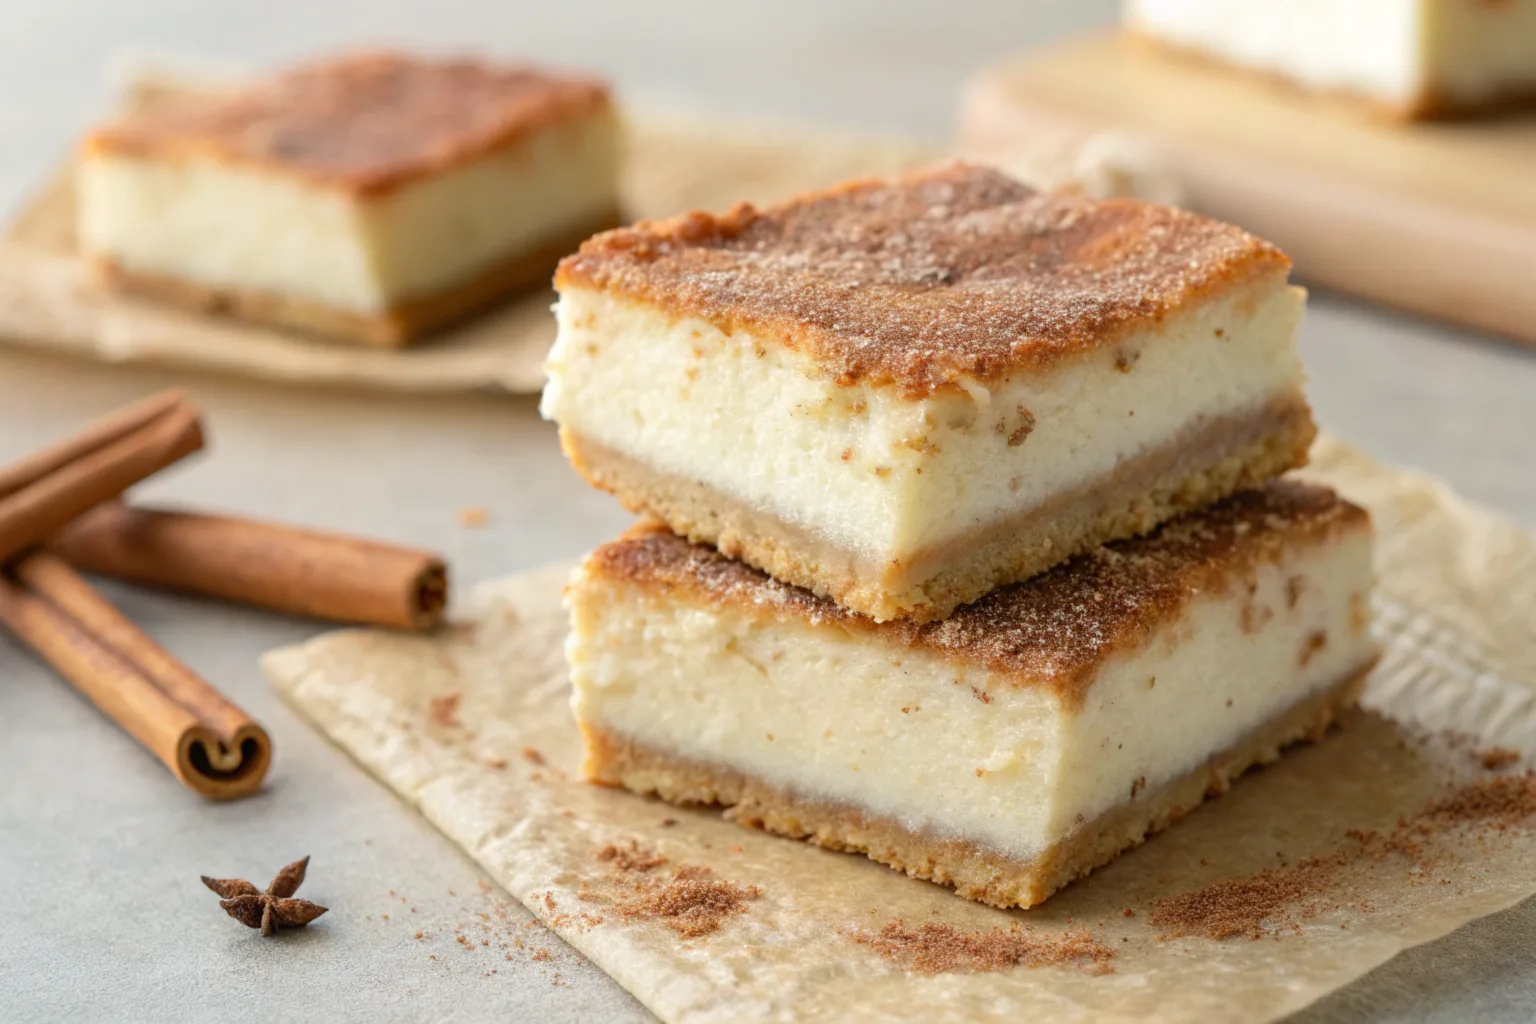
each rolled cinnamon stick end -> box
[54,504,449,632]
[0,557,271,800]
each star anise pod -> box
[202,856,328,937]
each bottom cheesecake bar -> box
[567,479,1377,908]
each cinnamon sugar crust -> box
[583,478,1369,707]
[556,162,1290,397]
[83,51,613,196]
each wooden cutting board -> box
[960,33,1536,347]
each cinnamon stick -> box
[0,389,188,500]
[0,552,270,800]
[53,503,449,631]
[0,396,204,564]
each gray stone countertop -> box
[3,2,1533,1021]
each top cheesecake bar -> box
[78,51,622,346]
[541,162,1315,622]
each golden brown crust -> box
[582,477,1369,702]
[93,205,621,347]
[556,162,1290,397]
[563,395,1316,625]
[83,51,613,196]
[580,666,1370,909]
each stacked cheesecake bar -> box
[542,164,1377,908]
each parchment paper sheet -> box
[264,435,1536,1023]
[0,75,933,395]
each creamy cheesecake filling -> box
[569,526,1374,863]
[79,109,620,314]
[542,275,1306,572]
[1125,0,1536,108]
[560,399,1308,621]
[583,671,1365,908]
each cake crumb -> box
[428,692,461,728]
[852,921,1114,974]
[458,506,490,528]
[1475,747,1522,771]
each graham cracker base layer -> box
[94,206,621,348]
[561,396,1314,623]
[581,662,1372,909]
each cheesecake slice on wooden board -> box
[1125,0,1536,120]
[960,33,1536,349]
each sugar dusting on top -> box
[85,51,611,194]
[557,163,1289,396]
[584,479,1368,707]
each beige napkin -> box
[0,75,934,394]
[264,435,1536,1023]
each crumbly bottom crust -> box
[94,206,622,348]
[581,662,1372,909]
[561,396,1314,623]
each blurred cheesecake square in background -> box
[76,51,622,347]
[1124,0,1536,118]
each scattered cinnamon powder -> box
[1420,770,1536,828]
[1148,857,1339,940]
[1150,769,1536,940]
[521,746,547,766]
[1475,747,1522,771]
[853,921,1114,975]
[589,838,760,939]
[597,839,667,874]
[484,755,508,769]
[428,691,461,728]
[612,872,761,939]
